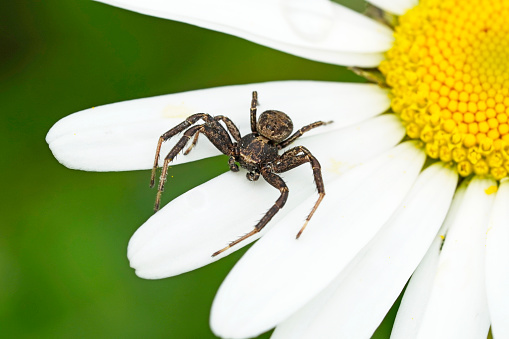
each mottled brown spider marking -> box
[257,110,293,143]
[150,91,333,257]
[184,115,241,155]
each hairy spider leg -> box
[216,115,242,141]
[155,124,204,211]
[277,120,333,149]
[151,113,217,187]
[212,169,288,257]
[183,132,200,156]
[273,146,325,238]
[154,118,236,211]
[183,115,242,155]
[250,91,258,133]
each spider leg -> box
[155,124,204,211]
[151,113,216,187]
[250,91,258,133]
[183,115,241,155]
[273,146,325,238]
[215,115,242,142]
[183,132,200,155]
[154,121,236,211]
[277,120,333,149]
[212,168,288,257]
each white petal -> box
[272,163,457,339]
[390,235,443,339]
[210,141,425,339]
[129,114,403,278]
[415,177,494,339]
[391,182,468,339]
[304,114,406,179]
[486,179,509,339]
[96,0,393,67]
[366,0,417,15]
[47,81,389,171]
[278,46,385,67]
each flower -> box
[46,0,509,338]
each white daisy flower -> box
[46,0,509,338]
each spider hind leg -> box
[273,146,325,239]
[211,169,288,257]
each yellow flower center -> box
[379,0,509,180]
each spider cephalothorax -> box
[150,91,332,257]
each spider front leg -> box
[183,115,242,155]
[273,146,325,238]
[154,119,236,211]
[277,120,333,149]
[151,113,215,187]
[154,124,205,211]
[212,168,288,257]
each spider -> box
[150,91,332,257]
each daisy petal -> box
[210,141,425,339]
[415,177,494,339]
[96,0,393,67]
[391,183,468,339]
[486,179,509,339]
[129,114,403,278]
[366,0,417,15]
[46,81,389,171]
[272,163,457,339]
[304,114,406,179]
[390,236,442,339]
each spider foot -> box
[150,166,159,188]
[295,192,325,239]
[296,221,308,239]
[211,229,259,257]
[153,190,163,212]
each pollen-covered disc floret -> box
[379,0,509,179]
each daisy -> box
[46,0,509,338]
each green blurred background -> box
[1,0,400,338]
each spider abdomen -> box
[257,110,293,142]
[238,133,278,171]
